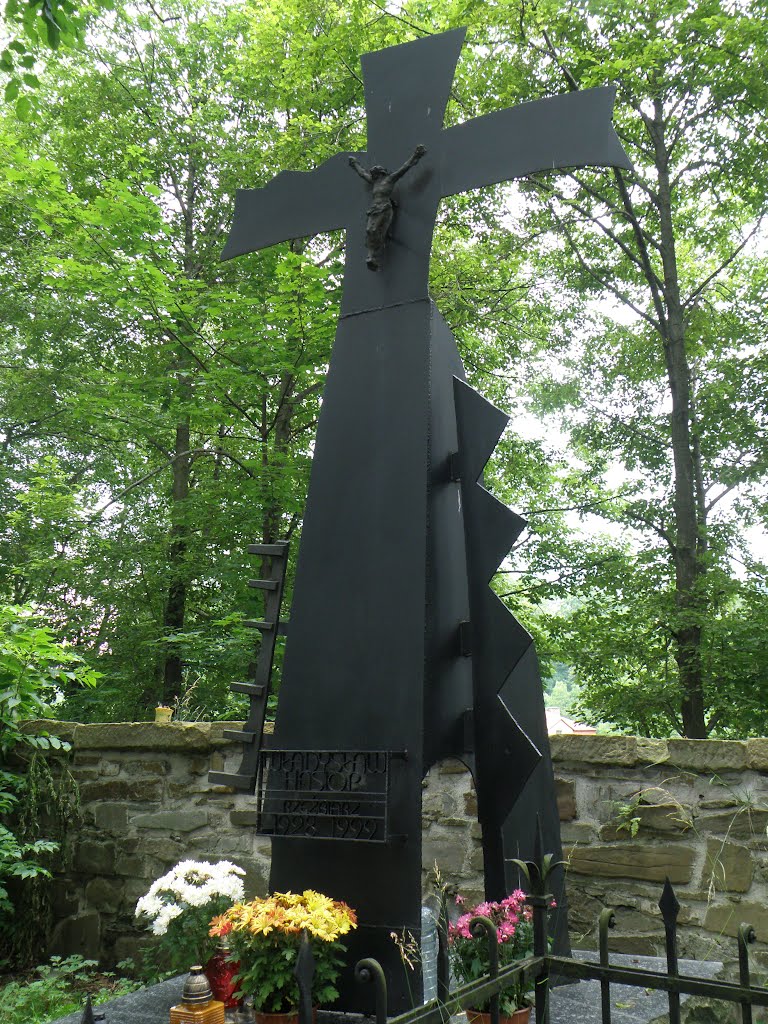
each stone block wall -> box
[423,734,768,971]
[39,721,273,967]
[26,723,768,971]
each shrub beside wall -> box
[27,723,768,971]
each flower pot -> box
[204,948,241,1009]
[253,1009,318,1024]
[154,706,173,723]
[465,1007,531,1024]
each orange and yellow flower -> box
[209,890,357,943]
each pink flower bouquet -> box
[448,891,535,1013]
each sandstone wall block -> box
[230,809,260,827]
[704,900,768,938]
[114,853,164,880]
[85,877,124,914]
[635,738,670,763]
[601,802,693,839]
[565,843,696,884]
[747,739,768,772]
[549,735,639,766]
[74,722,215,751]
[123,759,170,776]
[666,739,748,771]
[134,837,188,864]
[423,833,469,874]
[555,778,576,820]
[702,838,753,893]
[131,810,209,832]
[74,840,117,875]
[24,719,78,744]
[696,807,768,839]
[92,802,129,831]
[560,821,595,844]
[122,877,150,914]
[79,779,163,802]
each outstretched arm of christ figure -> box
[389,144,427,183]
[348,156,373,183]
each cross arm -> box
[221,151,362,260]
[437,87,631,199]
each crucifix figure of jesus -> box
[221,28,630,1014]
[348,144,427,270]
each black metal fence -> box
[344,853,768,1024]
[72,867,768,1024]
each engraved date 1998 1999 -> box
[264,812,381,841]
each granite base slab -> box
[48,953,724,1024]
[549,951,724,1023]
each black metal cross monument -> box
[218,28,630,1014]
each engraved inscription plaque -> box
[256,750,390,842]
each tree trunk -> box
[161,417,190,703]
[259,376,295,580]
[159,147,197,702]
[651,100,707,737]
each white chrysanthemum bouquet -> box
[136,859,245,971]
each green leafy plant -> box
[0,954,140,1024]
[209,891,357,1012]
[613,797,643,838]
[0,605,97,961]
[135,859,246,972]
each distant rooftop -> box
[546,706,596,735]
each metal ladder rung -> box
[248,579,278,590]
[230,682,266,697]
[208,770,255,791]
[247,543,289,556]
[222,729,259,744]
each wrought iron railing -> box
[341,843,768,1024]
[73,842,768,1024]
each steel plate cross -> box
[223,28,628,312]
[220,27,630,1016]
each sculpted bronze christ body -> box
[348,144,427,270]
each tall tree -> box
[0,0,344,709]
[460,0,768,736]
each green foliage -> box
[0,605,99,750]
[458,0,768,736]
[0,0,116,122]
[0,605,92,959]
[150,898,236,974]
[0,0,766,736]
[231,932,347,1013]
[0,954,141,1024]
[613,800,642,839]
[0,826,58,914]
